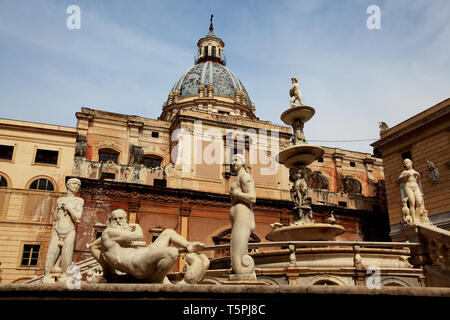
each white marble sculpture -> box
[290,167,308,209]
[289,77,304,107]
[398,159,431,225]
[89,209,209,284]
[292,119,306,145]
[42,178,84,283]
[229,154,257,279]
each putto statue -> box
[398,159,431,226]
[290,167,308,209]
[89,209,209,284]
[289,77,304,107]
[292,119,306,145]
[229,154,257,279]
[42,178,84,283]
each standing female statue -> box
[398,158,429,225]
[229,154,256,278]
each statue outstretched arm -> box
[106,224,144,242]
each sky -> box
[0,0,449,154]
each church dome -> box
[171,61,252,106]
[160,16,256,121]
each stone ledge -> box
[1,284,448,319]
[1,283,449,298]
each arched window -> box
[212,229,260,258]
[203,46,208,57]
[211,46,216,57]
[383,282,403,287]
[29,178,54,191]
[313,280,339,286]
[143,155,162,169]
[98,148,119,164]
[0,175,7,187]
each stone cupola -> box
[195,15,226,65]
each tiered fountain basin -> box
[280,105,315,125]
[276,143,324,168]
[271,103,343,242]
[265,223,346,241]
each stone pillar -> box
[178,200,191,272]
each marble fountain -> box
[191,79,421,287]
[24,78,423,288]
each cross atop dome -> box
[209,14,214,33]
[196,15,225,65]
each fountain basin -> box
[277,144,324,168]
[265,223,346,241]
[280,105,315,125]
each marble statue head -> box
[403,158,413,169]
[109,209,128,228]
[66,177,81,193]
[232,154,249,172]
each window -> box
[21,244,40,267]
[149,226,164,243]
[401,150,412,161]
[218,110,230,116]
[0,176,7,187]
[153,178,167,187]
[338,201,347,207]
[203,46,208,57]
[212,229,260,258]
[98,149,119,163]
[318,157,324,163]
[143,156,161,169]
[35,149,58,165]
[350,161,356,167]
[100,172,116,180]
[29,178,54,191]
[0,145,14,160]
[313,280,339,286]
[151,131,159,138]
[212,46,216,57]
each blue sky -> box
[0,0,449,153]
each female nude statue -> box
[398,159,429,225]
[229,154,256,277]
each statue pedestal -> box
[265,223,346,241]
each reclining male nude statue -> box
[89,209,209,284]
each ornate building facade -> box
[372,98,450,241]
[0,119,77,283]
[0,23,388,283]
[70,24,388,269]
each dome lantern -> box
[196,15,225,65]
